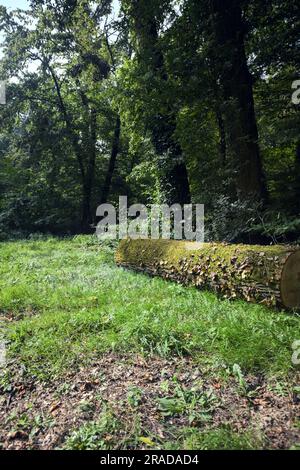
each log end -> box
[281,251,300,309]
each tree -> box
[208,0,267,201]
[121,0,191,205]
[0,0,122,232]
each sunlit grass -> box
[0,236,299,380]
[168,426,264,450]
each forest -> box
[0,0,299,243]
[0,0,300,455]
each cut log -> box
[115,239,300,309]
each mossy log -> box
[115,239,300,309]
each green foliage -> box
[0,1,299,451]
[64,409,120,450]
[127,386,143,407]
[232,364,247,394]
[157,383,217,425]
[0,0,299,239]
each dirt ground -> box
[0,354,299,450]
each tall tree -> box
[121,0,191,205]
[209,0,267,200]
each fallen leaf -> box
[139,437,155,447]
[49,401,61,413]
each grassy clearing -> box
[0,236,299,380]
[0,236,299,450]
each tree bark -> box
[294,141,300,212]
[127,0,191,205]
[80,107,98,233]
[100,115,121,205]
[216,108,226,165]
[210,0,267,200]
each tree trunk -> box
[216,108,226,165]
[81,184,92,233]
[210,0,267,200]
[100,115,121,205]
[151,114,191,204]
[80,107,98,233]
[47,63,94,232]
[116,239,300,309]
[294,141,300,212]
[127,0,191,205]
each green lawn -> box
[0,236,299,450]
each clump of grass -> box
[168,426,264,450]
[63,408,141,450]
[63,410,120,450]
[1,237,299,380]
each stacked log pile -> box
[115,239,300,309]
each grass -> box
[1,235,300,450]
[64,417,263,451]
[0,235,299,381]
[175,426,264,450]
[62,403,263,451]
[63,408,124,450]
